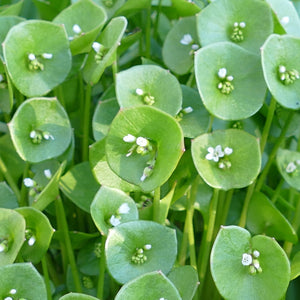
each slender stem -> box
[219,189,234,226]
[54,85,66,108]
[20,162,30,207]
[3,63,14,109]
[271,178,284,203]
[238,182,256,228]
[153,186,161,222]
[97,235,107,299]
[112,59,118,86]
[207,115,214,133]
[145,1,152,58]
[55,196,82,292]
[82,83,92,161]
[186,69,195,87]
[42,255,52,300]
[153,0,162,39]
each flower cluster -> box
[29,129,54,144]
[231,21,246,43]
[109,203,131,227]
[135,88,155,105]
[27,52,53,71]
[92,42,108,63]
[176,106,194,121]
[206,144,233,169]
[217,67,234,95]
[180,33,199,55]
[25,229,36,247]
[241,250,262,275]
[131,244,152,265]
[278,65,300,85]
[285,159,300,175]
[69,24,83,41]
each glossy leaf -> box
[195,42,266,120]
[105,220,177,284]
[3,20,71,97]
[192,129,261,190]
[0,182,18,209]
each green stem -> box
[153,186,161,222]
[55,196,82,293]
[238,182,255,228]
[3,63,14,109]
[82,83,92,162]
[112,59,118,86]
[41,255,52,300]
[271,178,284,203]
[20,162,30,207]
[145,1,152,58]
[97,235,107,299]
[207,115,214,133]
[219,189,234,226]
[186,69,195,87]
[153,0,162,39]
[54,85,66,108]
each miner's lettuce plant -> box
[1,0,300,299]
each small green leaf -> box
[0,182,18,209]
[170,0,202,17]
[0,0,23,16]
[59,293,99,300]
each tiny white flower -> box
[118,203,130,214]
[0,74,3,82]
[280,16,290,26]
[0,244,5,252]
[218,68,227,79]
[24,178,35,187]
[279,65,286,73]
[241,253,252,266]
[227,75,234,81]
[44,169,52,179]
[144,244,152,250]
[4,297,13,300]
[239,22,246,28]
[218,82,223,89]
[123,134,136,143]
[224,147,233,155]
[183,106,193,113]
[286,161,297,173]
[253,259,260,270]
[109,215,121,226]
[9,289,17,295]
[253,250,260,258]
[136,137,148,147]
[180,34,193,45]
[218,162,225,169]
[92,42,101,53]
[43,132,54,140]
[206,145,224,162]
[140,173,147,182]
[28,236,36,246]
[72,24,82,34]
[30,130,37,138]
[42,53,53,59]
[28,53,36,61]
[233,22,239,27]
[135,88,144,96]
[191,44,199,50]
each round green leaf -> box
[195,42,266,120]
[0,182,18,209]
[0,208,25,267]
[105,220,177,284]
[91,186,139,236]
[247,192,297,243]
[60,293,98,300]
[191,129,261,190]
[162,16,198,75]
[196,0,273,54]
[53,0,107,55]
[106,106,184,192]
[16,207,54,264]
[116,65,182,116]
[3,20,71,97]
[211,226,290,300]
[261,34,300,110]
[276,148,300,191]
[9,97,72,163]
[170,0,202,17]
[115,271,181,300]
[0,263,47,299]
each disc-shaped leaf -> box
[60,162,100,213]
[0,182,18,209]
[276,148,300,191]
[211,226,290,300]
[53,0,107,55]
[9,97,72,163]
[16,207,54,264]
[116,65,182,116]
[261,34,300,110]
[162,16,198,75]
[247,192,297,243]
[3,20,71,97]
[115,271,181,300]
[105,220,177,284]
[106,106,184,192]
[60,293,98,300]
[196,0,273,54]
[191,129,261,190]
[195,42,266,120]
[0,208,25,267]
[91,186,138,236]
[0,263,47,299]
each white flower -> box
[24,178,35,187]
[227,75,234,81]
[205,145,224,162]
[4,297,13,300]
[180,34,193,45]
[109,215,121,226]
[253,259,260,270]
[9,289,17,295]
[136,137,148,147]
[233,22,239,27]
[44,169,52,179]
[191,44,199,50]
[92,42,101,53]
[286,162,297,173]
[241,253,252,266]
[28,53,36,61]
[218,68,227,79]
[42,53,53,59]
[28,236,36,246]
[239,22,246,28]
[253,250,260,258]
[218,162,225,169]
[280,16,290,26]
[279,65,286,73]
[72,24,82,34]
[135,88,144,96]
[224,147,233,155]
[183,106,193,114]
[30,130,37,138]
[0,244,5,252]
[118,203,130,214]
[43,132,54,140]
[144,244,152,250]
[140,173,147,182]
[123,134,136,143]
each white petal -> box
[30,130,37,138]
[123,134,136,143]
[136,137,148,147]
[286,162,297,173]
[180,34,193,45]
[279,65,286,73]
[24,178,34,187]
[241,253,252,266]
[92,42,101,53]
[9,289,17,295]
[280,16,290,26]
[253,250,260,258]
[28,236,36,246]
[28,53,36,61]
[135,88,144,95]
[118,203,130,214]
[205,153,214,161]
[218,68,227,79]
[224,147,233,155]
[239,22,246,28]
[109,215,121,226]
[144,244,152,250]
[183,106,193,113]
[72,24,82,34]
[42,53,53,59]
[44,169,52,179]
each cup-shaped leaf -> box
[247,192,297,243]
[105,220,177,284]
[0,0,23,16]
[53,0,107,55]
[60,162,100,213]
[3,20,71,97]
[195,42,266,120]
[162,16,199,75]
[16,207,54,264]
[9,97,72,163]
[92,98,120,141]
[116,65,182,116]
[276,148,300,191]
[115,271,181,300]
[211,226,290,300]
[96,0,126,19]
[0,208,25,267]
[196,0,273,54]
[261,34,300,110]
[191,129,261,190]
[105,106,184,192]
[91,186,139,236]
[83,16,127,85]
[0,263,47,299]
[0,182,18,209]
[171,0,202,17]
[60,293,98,300]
